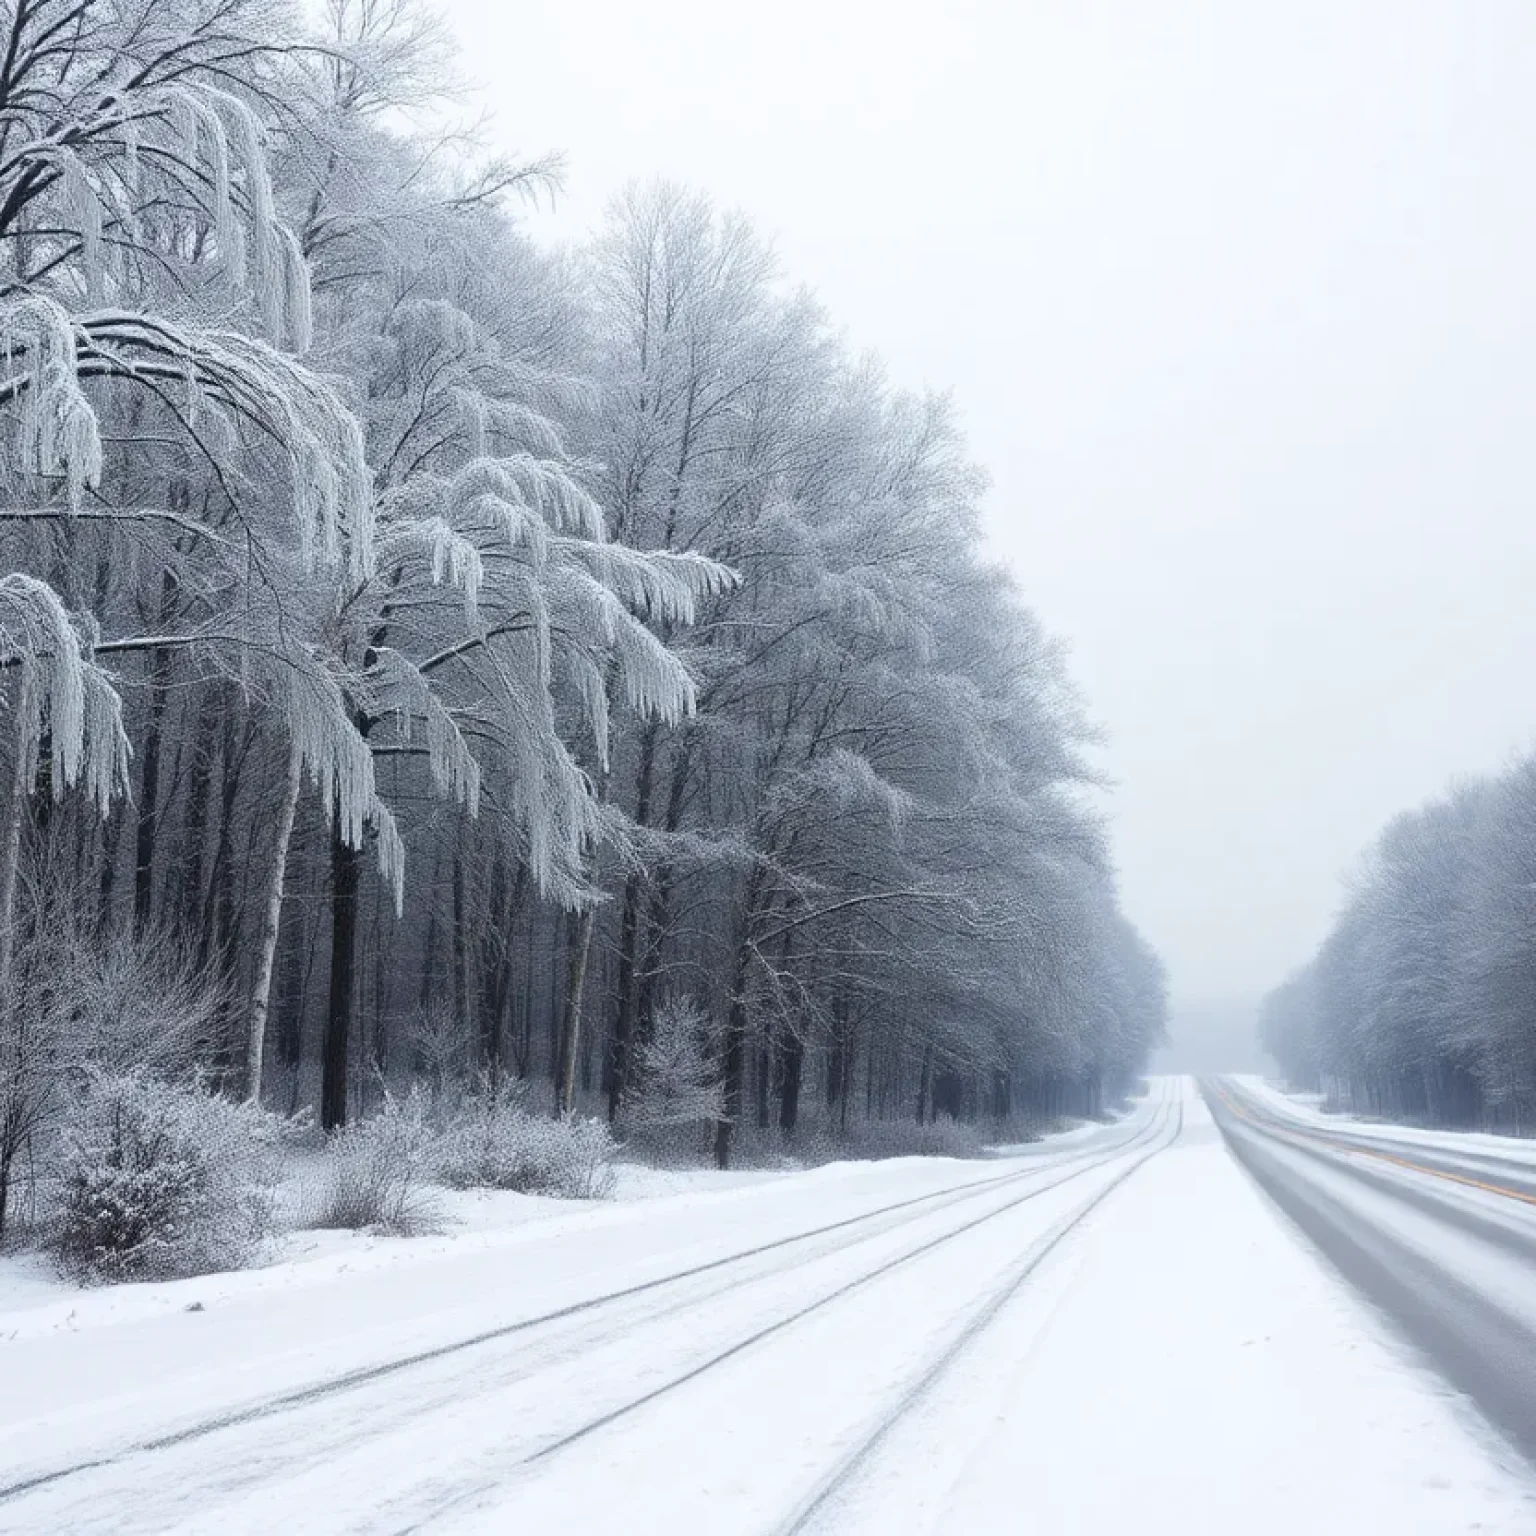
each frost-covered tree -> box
[623,995,724,1140]
[570,186,1163,1163]
[0,1,395,1163]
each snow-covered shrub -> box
[46,1072,282,1283]
[311,1091,440,1235]
[51,922,227,1078]
[0,867,229,1243]
[434,1078,615,1199]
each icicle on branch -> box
[0,296,103,510]
[276,648,405,913]
[0,300,373,578]
[0,573,130,812]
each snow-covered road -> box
[1212,1075,1536,1479]
[2,1079,1535,1533]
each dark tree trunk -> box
[756,1022,773,1133]
[97,800,124,934]
[132,655,173,937]
[992,1069,1012,1121]
[635,741,693,1050]
[778,1027,804,1133]
[826,989,850,1114]
[714,874,765,1169]
[452,836,471,1044]
[479,852,515,1078]
[322,827,361,1132]
[200,707,249,975]
[557,903,597,1115]
[178,693,220,935]
[714,982,748,1170]
[609,723,659,1121]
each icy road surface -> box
[1,1078,1534,1533]
[1211,1075,1536,1473]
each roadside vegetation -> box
[0,0,1164,1288]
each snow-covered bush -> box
[434,1078,615,1199]
[46,1073,282,1283]
[311,1092,440,1235]
[0,871,230,1243]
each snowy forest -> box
[0,0,1166,1262]
[1262,756,1536,1132]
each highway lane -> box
[1207,1076,1536,1467]
[1220,1084,1536,1201]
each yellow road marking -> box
[1207,1080,1536,1208]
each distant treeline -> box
[1262,757,1536,1131]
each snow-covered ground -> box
[0,1108,1126,1328]
[0,1159,785,1325]
[0,1078,1532,1533]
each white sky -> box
[440,0,1536,1004]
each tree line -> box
[0,0,1165,1202]
[1262,758,1536,1131]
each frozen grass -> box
[434,1083,616,1200]
[306,1093,443,1236]
[302,1085,618,1236]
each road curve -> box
[1206,1076,1536,1467]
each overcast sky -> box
[440,0,1536,1004]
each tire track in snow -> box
[0,1100,1164,1515]
[511,1088,1179,1472]
[773,1086,1184,1535]
[374,1091,1179,1535]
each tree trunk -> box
[0,671,35,1011]
[96,799,123,934]
[0,1137,13,1244]
[131,676,168,935]
[609,723,659,1121]
[246,747,302,1103]
[452,835,471,1043]
[322,826,361,1131]
[714,983,748,1170]
[778,1027,804,1133]
[755,1021,773,1133]
[199,707,249,974]
[479,851,514,1078]
[557,902,598,1116]
[714,901,759,1169]
[916,1043,932,1124]
[635,740,693,1051]
[178,693,221,936]
[132,575,178,937]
